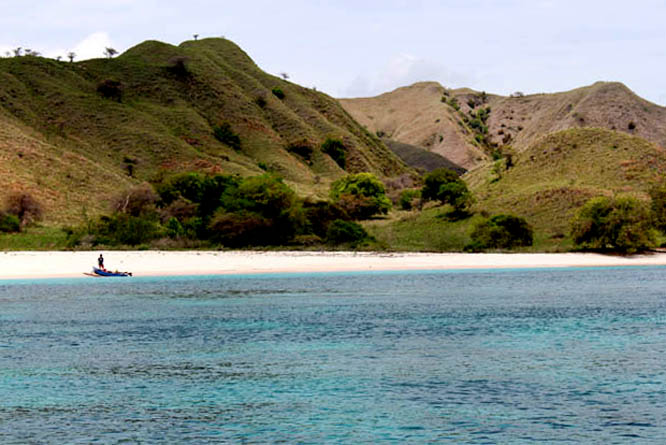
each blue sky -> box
[1,0,665,104]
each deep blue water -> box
[1,267,666,443]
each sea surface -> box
[1,267,666,443]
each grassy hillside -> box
[364,128,666,252]
[340,81,666,172]
[0,38,409,224]
[467,128,666,242]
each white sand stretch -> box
[1,250,666,279]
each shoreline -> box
[2,250,666,280]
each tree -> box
[570,196,655,253]
[103,47,118,58]
[468,214,533,250]
[649,183,666,231]
[421,168,473,212]
[112,183,159,217]
[193,34,199,40]
[330,173,391,219]
[213,123,241,150]
[67,52,76,62]
[280,72,289,80]
[210,174,305,245]
[13,47,22,57]
[326,219,371,246]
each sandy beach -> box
[1,250,666,279]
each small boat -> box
[91,266,132,277]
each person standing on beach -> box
[98,254,105,270]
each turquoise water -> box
[1,267,666,443]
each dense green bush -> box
[211,174,305,245]
[421,168,473,212]
[271,87,285,99]
[468,214,533,250]
[157,173,239,221]
[570,196,655,253]
[322,138,347,168]
[326,219,371,246]
[330,173,391,219]
[287,144,314,161]
[96,79,122,102]
[166,56,190,78]
[303,200,349,237]
[649,183,666,231]
[92,213,162,246]
[213,123,241,150]
[0,212,20,233]
[398,189,420,210]
[208,211,274,246]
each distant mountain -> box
[0,38,409,224]
[339,81,666,171]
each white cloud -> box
[341,54,474,98]
[70,32,115,60]
[0,44,12,57]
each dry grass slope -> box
[340,81,666,172]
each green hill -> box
[365,128,666,252]
[0,38,409,224]
[467,127,666,243]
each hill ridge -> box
[0,38,410,224]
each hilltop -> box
[0,38,409,224]
[340,81,666,170]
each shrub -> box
[157,173,239,219]
[213,123,241,150]
[255,96,267,108]
[218,174,305,244]
[165,217,184,239]
[166,56,190,78]
[469,214,533,250]
[570,196,655,253]
[330,173,391,219]
[92,213,162,246]
[421,168,473,212]
[287,144,314,161]
[649,183,666,231]
[96,79,123,102]
[398,189,420,210]
[303,200,349,237]
[321,138,347,168]
[5,192,42,226]
[208,211,274,246]
[272,87,285,99]
[326,219,370,245]
[0,212,20,233]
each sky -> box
[1,0,665,104]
